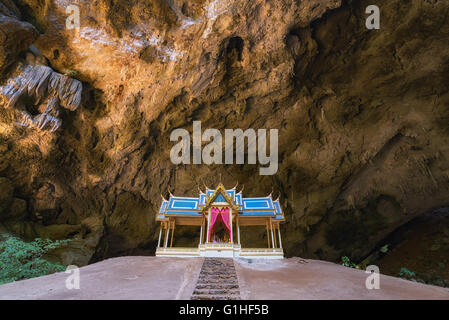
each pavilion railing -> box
[240,248,283,254]
[156,247,200,255]
[202,243,234,249]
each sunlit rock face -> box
[0,0,448,268]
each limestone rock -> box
[0,65,82,132]
[0,12,38,74]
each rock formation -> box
[0,1,38,74]
[0,0,448,278]
[0,65,82,132]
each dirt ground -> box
[235,258,449,299]
[0,256,448,300]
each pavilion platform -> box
[156,244,284,259]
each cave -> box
[0,0,449,300]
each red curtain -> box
[208,207,232,242]
[208,208,219,241]
[220,208,231,232]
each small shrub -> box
[63,69,78,77]
[398,267,416,280]
[341,256,359,268]
[380,244,389,253]
[0,235,70,285]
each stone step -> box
[197,277,238,282]
[191,258,241,300]
[203,263,234,267]
[193,289,240,296]
[191,294,241,300]
[196,284,239,290]
[195,283,239,290]
[196,280,238,285]
[198,270,237,275]
[200,274,237,280]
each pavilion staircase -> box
[191,258,241,300]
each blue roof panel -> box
[273,201,282,214]
[214,193,227,202]
[226,190,235,202]
[199,194,206,205]
[165,210,201,216]
[159,201,168,213]
[242,198,273,210]
[168,197,199,210]
[235,194,242,206]
[240,210,276,216]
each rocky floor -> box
[0,256,448,300]
[191,258,241,300]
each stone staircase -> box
[191,258,241,300]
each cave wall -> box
[0,0,448,265]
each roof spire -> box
[204,182,211,190]
[275,193,280,201]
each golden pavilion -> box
[155,184,285,259]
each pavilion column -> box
[278,224,283,249]
[202,218,206,243]
[229,208,233,244]
[170,220,175,247]
[273,222,277,248]
[237,218,241,246]
[164,222,170,248]
[270,220,275,249]
[266,221,271,248]
[199,222,203,245]
[157,225,162,248]
[206,208,211,243]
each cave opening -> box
[226,36,244,62]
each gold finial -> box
[160,194,167,201]
[168,186,174,197]
[232,181,239,189]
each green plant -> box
[398,267,416,280]
[0,235,71,285]
[341,256,359,268]
[63,69,78,77]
